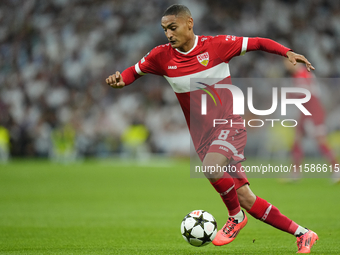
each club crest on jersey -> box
[197,52,209,67]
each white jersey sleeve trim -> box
[135,63,146,75]
[240,37,248,56]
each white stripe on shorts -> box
[211,140,245,160]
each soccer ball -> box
[180,210,217,247]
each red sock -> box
[319,143,338,166]
[247,196,298,235]
[211,172,240,216]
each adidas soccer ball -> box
[180,210,217,247]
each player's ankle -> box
[229,210,244,222]
[294,226,308,237]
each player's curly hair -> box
[162,4,192,18]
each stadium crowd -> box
[1,0,340,159]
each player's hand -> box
[286,51,315,72]
[106,71,125,89]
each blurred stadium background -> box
[1,0,340,163]
[1,1,340,254]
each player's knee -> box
[203,170,223,181]
[202,161,224,181]
[202,152,229,182]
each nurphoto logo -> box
[199,82,312,128]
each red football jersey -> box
[132,35,290,154]
[135,35,249,153]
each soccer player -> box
[284,59,340,183]
[106,4,318,253]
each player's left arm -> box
[247,37,315,72]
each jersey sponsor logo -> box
[168,66,177,69]
[197,52,209,66]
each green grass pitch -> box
[0,158,339,254]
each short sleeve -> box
[213,35,248,62]
[134,48,163,76]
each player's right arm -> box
[106,67,140,89]
[106,47,163,89]
[106,71,125,89]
